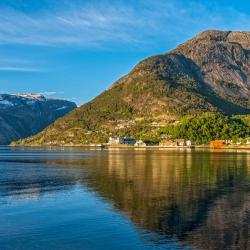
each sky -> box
[0,0,250,106]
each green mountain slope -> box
[15,30,250,145]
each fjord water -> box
[0,147,249,250]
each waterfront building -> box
[210,140,226,148]
[108,136,136,145]
[186,140,195,146]
[159,140,178,147]
[134,140,146,147]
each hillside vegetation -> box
[15,30,250,146]
[16,112,250,145]
[160,113,250,144]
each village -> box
[101,136,250,148]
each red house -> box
[210,140,226,148]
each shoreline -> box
[9,144,250,150]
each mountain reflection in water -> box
[0,147,249,250]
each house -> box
[134,140,146,147]
[186,140,195,146]
[235,138,243,145]
[159,139,187,147]
[108,136,136,145]
[159,140,178,147]
[123,137,136,145]
[210,140,226,148]
[176,139,186,146]
[234,138,250,145]
[108,137,125,145]
[225,140,232,145]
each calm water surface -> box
[0,147,249,250]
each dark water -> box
[0,147,249,250]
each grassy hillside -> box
[15,60,250,146]
[15,112,250,145]
[14,30,250,146]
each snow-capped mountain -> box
[0,93,76,144]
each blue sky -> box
[0,0,250,105]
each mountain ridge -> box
[0,93,76,144]
[15,30,250,145]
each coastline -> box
[9,144,250,150]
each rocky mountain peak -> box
[176,30,250,49]
[172,30,250,99]
[0,93,76,144]
[227,31,250,50]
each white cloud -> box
[39,91,64,96]
[0,1,248,48]
[0,66,44,72]
[0,2,150,47]
[0,57,45,72]
[39,91,57,96]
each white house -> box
[108,137,136,145]
[186,140,195,146]
[134,140,146,147]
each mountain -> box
[16,30,250,145]
[0,94,76,144]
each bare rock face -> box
[0,94,76,144]
[175,30,250,99]
[227,31,250,50]
[114,30,250,115]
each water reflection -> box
[78,150,250,249]
[0,148,250,249]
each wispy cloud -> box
[0,1,151,47]
[0,56,45,72]
[39,91,56,96]
[0,66,44,72]
[0,1,249,49]
[39,91,64,96]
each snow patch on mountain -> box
[14,93,46,100]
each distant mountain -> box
[16,30,250,145]
[0,94,76,144]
